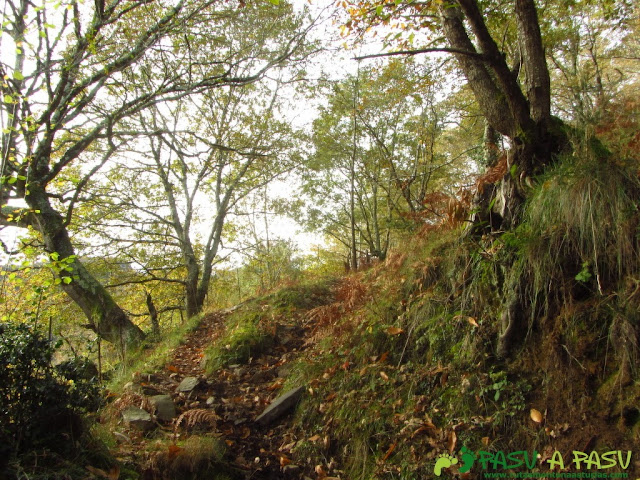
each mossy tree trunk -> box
[440,0,569,356]
[25,183,146,347]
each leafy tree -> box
[80,68,306,318]
[342,0,570,228]
[0,0,313,344]
[302,60,460,263]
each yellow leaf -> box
[530,408,543,423]
[386,326,404,335]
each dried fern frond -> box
[175,409,220,431]
[307,303,341,327]
[113,392,154,413]
[475,153,508,194]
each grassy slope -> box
[204,152,640,478]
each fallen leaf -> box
[382,441,397,461]
[308,434,321,442]
[325,392,337,402]
[530,408,543,423]
[448,430,457,453]
[85,465,120,479]
[279,455,291,467]
[166,364,179,373]
[380,371,389,381]
[386,326,404,335]
[168,444,183,460]
[315,464,327,478]
[379,351,389,363]
[482,436,490,446]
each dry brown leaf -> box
[308,434,321,442]
[86,465,119,479]
[530,408,543,423]
[447,430,457,453]
[453,315,479,327]
[167,444,183,460]
[380,371,389,381]
[382,441,397,461]
[379,351,389,363]
[279,455,291,467]
[386,326,404,335]
[482,436,490,446]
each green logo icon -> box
[459,446,476,474]
[433,446,476,477]
[433,453,458,476]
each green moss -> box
[205,309,274,370]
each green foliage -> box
[523,149,640,302]
[206,309,275,370]
[0,323,101,457]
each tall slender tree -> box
[0,0,313,345]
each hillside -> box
[60,151,637,479]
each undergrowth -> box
[279,151,640,479]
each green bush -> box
[0,323,102,457]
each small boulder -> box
[255,386,304,427]
[122,406,153,431]
[150,395,176,422]
[176,376,199,393]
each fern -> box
[175,409,219,431]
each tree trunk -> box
[146,291,160,337]
[26,184,145,347]
[184,255,201,319]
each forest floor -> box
[112,303,322,480]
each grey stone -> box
[277,363,294,378]
[255,386,304,427]
[199,355,209,370]
[176,376,199,392]
[283,464,301,477]
[122,406,153,430]
[150,395,176,422]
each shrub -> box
[0,323,102,457]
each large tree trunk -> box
[26,185,145,347]
[440,0,565,356]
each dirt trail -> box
[138,309,313,479]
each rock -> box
[141,384,163,396]
[277,363,294,378]
[122,407,153,431]
[199,355,209,370]
[283,464,301,477]
[176,376,199,392]
[250,369,272,383]
[255,386,304,427]
[123,381,141,393]
[150,395,176,422]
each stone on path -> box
[122,406,153,431]
[150,394,176,422]
[176,376,199,392]
[255,386,304,427]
